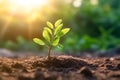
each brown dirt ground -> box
[0,55,120,80]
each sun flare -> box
[8,0,48,13]
[0,0,49,39]
[0,0,50,22]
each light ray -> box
[0,0,49,39]
[0,17,13,39]
[28,23,33,40]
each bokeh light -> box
[90,0,98,5]
[73,0,82,7]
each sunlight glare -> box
[8,0,48,13]
[0,0,2,3]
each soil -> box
[0,55,120,80]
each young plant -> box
[33,19,70,59]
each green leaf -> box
[58,28,70,37]
[44,27,52,35]
[47,21,54,29]
[57,44,63,48]
[43,30,50,42]
[33,38,45,45]
[55,19,62,27]
[52,37,60,46]
[54,24,63,35]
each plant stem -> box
[48,45,52,59]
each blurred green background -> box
[0,0,120,54]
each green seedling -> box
[33,19,70,59]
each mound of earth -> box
[0,55,120,80]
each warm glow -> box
[0,0,49,39]
[8,0,48,13]
[0,0,49,22]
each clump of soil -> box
[0,55,120,80]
